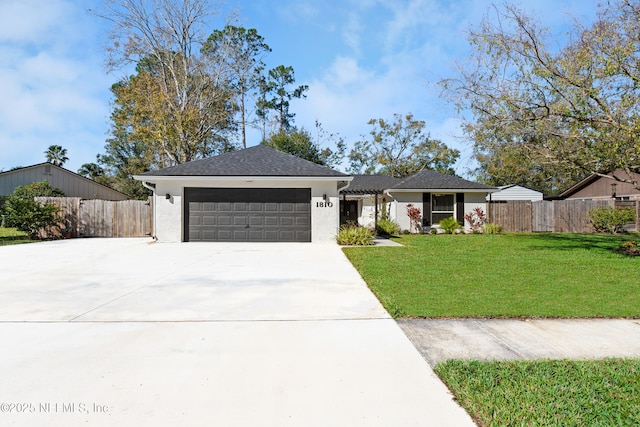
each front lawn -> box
[435,358,640,427]
[343,233,640,318]
[0,227,33,246]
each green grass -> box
[435,358,640,427]
[343,233,640,318]
[0,227,33,246]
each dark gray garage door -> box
[184,188,311,242]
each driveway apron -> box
[0,239,474,426]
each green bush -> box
[376,218,400,236]
[483,223,503,234]
[588,206,635,234]
[4,181,63,239]
[336,225,375,246]
[439,216,462,234]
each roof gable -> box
[391,169,496,191]
[139,145,348,177]
[0,162,129,199]
[559,170,640,199]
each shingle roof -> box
[341,175,402,194]
[139,145,348,177]
[391,169,496,190]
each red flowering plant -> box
[464,207,487,233]
[406,203,422,233]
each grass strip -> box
[0,227,33,246]
[435,358,640,427]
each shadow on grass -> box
[521,232,639,253]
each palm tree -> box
[77,163,104,180]
[44,145,69,167]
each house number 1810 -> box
[316,201,334,208]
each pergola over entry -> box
[339,175,402,227]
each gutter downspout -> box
[141,181,157,240]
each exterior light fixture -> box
[166,193,171,200]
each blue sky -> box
[0,0,599,175]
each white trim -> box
[387,188,496,194]
[134,175,352,183]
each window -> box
[432,193,455,224]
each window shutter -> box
[422,192,431,226]
[456,193,465,224]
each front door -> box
[340,200,359,225]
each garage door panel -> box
[189,215,202,226]
[249,203,264,212]
[217,202,233,212]
[202,202,216,212]
[202,215,216,226]
[264,216,278,226]
[249,216,264,226]
[233,202,248,212]
[217,215,232,226]
[185,188,311,242]
[202,230,217,240]
[279,203,294,212]
[296,217,310,227]
[216,230,232,241]
[280,216,294,227]
[233,230,249,240]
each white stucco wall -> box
[149,178,343,243]
[390,192,423,232]
[463,193,489,230]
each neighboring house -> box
[134,145,351,243]
[487,184,543,202]
[340,171,497,232]
[0,163,128,201]
[560,170,640,201]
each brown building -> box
[560,170,640,201]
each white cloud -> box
[0,0,71,44]
[276,1,318,23]
[0,0,112,171]
[342,13,363,54]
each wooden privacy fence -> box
[487,199,640,233]
[35,197,153,238]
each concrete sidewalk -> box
[399,318,640,366]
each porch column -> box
[374,193,378,229]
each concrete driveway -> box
[0,239,474,426]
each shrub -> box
[3,181,63,239]
[376,218,400,236]
[483,223,503,234]
[336,225,375,246]
[618,240,640,256]
[588,206,635,234]
[439,216,462,234]
[464,207,487,232]
[4,198,60,239]
[406,203,422,233]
